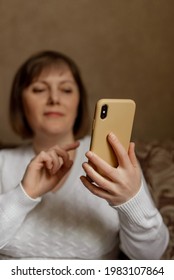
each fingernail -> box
[109,132,116,139]
[86,151,93,158]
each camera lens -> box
[100,104,108,119]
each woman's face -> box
[22,65,80,139]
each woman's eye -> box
[62,88,73,93]
[32,87,46,93]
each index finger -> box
[63,141,80,152]
[85,150,116,180]
[107,132,130,167]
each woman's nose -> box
[48,89,60,104]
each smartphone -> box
[90,99,136,169]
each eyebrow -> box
[32,79,76,85]
[59,80,76,85]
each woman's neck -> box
[32,132,76,154]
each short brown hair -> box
[9,50,90,140]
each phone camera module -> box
[100,104,108,119]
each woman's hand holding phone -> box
[80,132,141,206]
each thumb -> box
[57,159,73,179]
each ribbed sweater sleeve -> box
[0,183,41,248]
[112,178,169,259]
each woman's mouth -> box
[44,112,64,117]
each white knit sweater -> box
[0,136,169,259]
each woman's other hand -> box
[22,141,79,198]
[81,132,141,206]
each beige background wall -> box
[0,0,174,144]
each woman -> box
[0,50,169,259]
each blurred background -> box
[0,0,174,143]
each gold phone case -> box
[90,99,136,168]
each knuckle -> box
[107,166,116,179]
[39,150,47,158]
[121,149,128,159]
[91,186,99,195]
